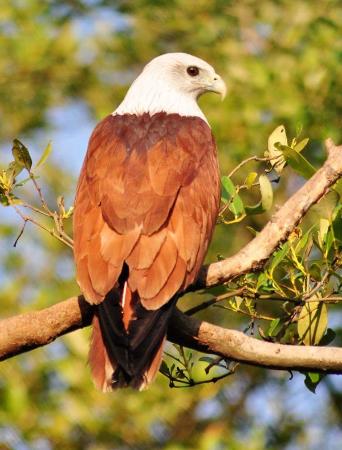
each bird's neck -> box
[112,75,208,124]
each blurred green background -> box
[0,1,341,449]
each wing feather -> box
[74,113,220,307]
[141,256,187,310]
[100,223,140,267]
[128,232,178,299]
[126,229,167,270]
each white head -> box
[114,53,226,124]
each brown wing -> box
[73,112,220,310]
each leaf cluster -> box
[0,139,73,248]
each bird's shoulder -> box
[87,111,214,157]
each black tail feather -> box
[95,289,176,389]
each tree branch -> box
[1,296,341,374]
[168,309,342,374]
[0,296,92,361]
[1,139,342,373]
[194,138,342,289]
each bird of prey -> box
[73,53,226,391]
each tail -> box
[88,283,175,391]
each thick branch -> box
[0,296,92,361]
[194,138,342,289]
[1,296,341,374]
[1,139,342,373]
[168,310,342,374]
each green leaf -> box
[244,171,258,188]
[320,328,336,345]
[304,372,324,393]
[259,175,273,211]
[35,141,52,168]
[0,193,9,206]
[332,204,342,242]
[294,226,315,254]
[159,361,170,376]
[256,272,269,291]
[221,175,235,201]
[278,144,316,179]
[325,229,334,256]
[221,176,245,218]
[268,242,289,276]
[294,137,309,153]
[318,218,330,247]
[6,161,24,179]
[308,372,320,383]
[12,139,32,170]
[266,125,287,174]
[229,193,245,217]
[297,300,328,345]
[268,318,281,337]
[245,175,273,215]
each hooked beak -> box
[208,74,227,100]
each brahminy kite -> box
[73,53,226,391]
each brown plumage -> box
[73,53,225,390]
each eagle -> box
[73,53,226,391]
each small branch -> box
[303,270,331,300]
[11,204,74,249]
[29,171,50,213]
[164,366,237,388]
[184,288,246,315]
[13,219,27,247]
[22,202,51,217]
[228,155,269,178]
[214,304,276,321]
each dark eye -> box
[187,66,199,77]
